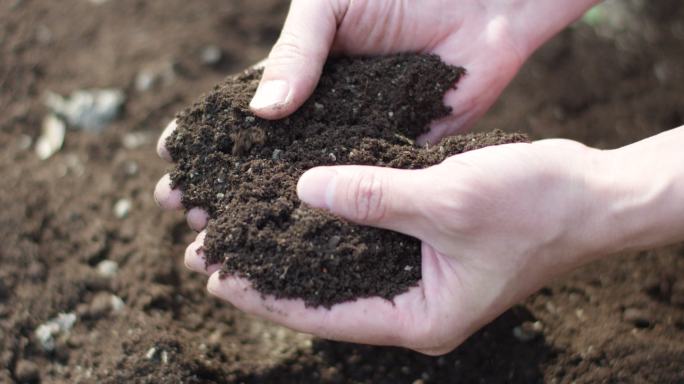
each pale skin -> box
[154,0,684,355]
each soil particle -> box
[166,54,528,307]
[14,359,40,383]
[623,308,652,328]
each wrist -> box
[547,143,618,265]
[586,130,684,258]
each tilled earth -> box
[1,0,684,383]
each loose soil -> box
[2,0,684,383]
[166,54,527,307]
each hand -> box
[248,0,598,144]
[167,138,614,355]
[155,0,605,354]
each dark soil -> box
[166,54,527,307]
[2,0,684,383]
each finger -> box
[184,231,221,275]
[186,207,209,232]
[156,119,177,162]
[153,174,182,210]
[207,271,426,347]
[249,0,342,119]
[296,165,432,238]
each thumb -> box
[250,0,343,119]
[297,165,431,238]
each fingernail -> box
[250,80,290,110]
[297,167,337,209]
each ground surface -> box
[1,0,684,383]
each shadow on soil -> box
[237,306,555,384]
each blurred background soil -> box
[1,0,683,383]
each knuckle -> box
[269,37,308,63]
[347,170,387,223]
[267,31,327,68]
[422,169,483,235]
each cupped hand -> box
[248,0,598,143]
[250,0,531,144]
[168,136,614,355]
[154,0,604,354]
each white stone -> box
[96,260,119,278]
[110,295,125,312]
[200,45,222,65]
[35,114,65,160]
[134,62,177,92]
[113,198,132,219]
[134,70,157,92]
[122,132,151,149]
[56,312,77,331]
[34,312,77,351]
[45,89,125,132]
[145,347,157,360]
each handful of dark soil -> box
[166,54,527,308]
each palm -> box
[191,140,589,354]
[194,237,462,355]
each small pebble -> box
[44,89,125,132]
[35,114,65,160]
[513,321,543,342]
[36,25,52,45]
[134,70,156,92]
[623,308,651,328]
[320,366,341,382]
[271,149,283,161]
[96,260,118,278]
[122,132,150,149]
[145,347,157,360]
[86,292,114,319]
[34,313,76,351]
[200,45,223,66]
[111,295,125,312]
[123,160,139,176]
[327,235,341,249]
[113,198,132,219]
[134,62,177,92]
[14,359,39,383]
[17,134,32,150]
